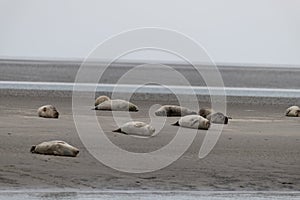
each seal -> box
[207,112,229,124]
[199,108,230,124]
[172,115,210,130]
[95,99,139,112]
[113,121,156,137]
[95,95,111,106]
[285,106,300,117]
[199,108,213,118]
[155,105,196,117]
[30,140,79,157]
[37,105,59,118]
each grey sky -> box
[0,0,299,65]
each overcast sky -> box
[0,0,299,65]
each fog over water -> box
[0,0,300,66]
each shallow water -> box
[1,81,300,98]
[0,191,299,200]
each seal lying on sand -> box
[155,105,196,117]
[30,140,79,157]
[37,105,59,118]
[199,108,213,118]
[207,112,229,124]
[285,106,300,117]
[95,95,111,106]
[95,96,138,112]
[172,115,210,130]
[199,108,230,124]
[113,121,155,137]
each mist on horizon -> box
[0,0,300,66]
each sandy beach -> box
[0,95,299,191]
[1,0,300,197]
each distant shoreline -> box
[0,57,300,69]
[1,58,300,104]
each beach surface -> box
[0,59,299,199]
[0,95,299,191]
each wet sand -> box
[0,95,299,191]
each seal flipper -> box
[224,117,229,124]
[112,128,128,135]
[171,121,180,126]
[285,110,291,116]
[93,106,100,110]
[190,119,199,127]
[30,145,36,153]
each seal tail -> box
[171,121,180,126]
[112,128,127,135]
[285,110,290,116]
[224,117,229,124]
[30,145,36,153]
[92,106,98,110]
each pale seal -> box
[95,99,139,112]
[285,106,300,117]
[113,121,156,137]
[95,95,111,106]
[30,140,79,157]
[37,105,59,118]
[207,112,229,124]
[172,115,210,130]
[199,108,230,124]
[155,105,196,117]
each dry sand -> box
[0,95,299,191]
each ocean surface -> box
[1,81,300,98]
[1,59,300,89]
[0,191,299,200]
[1,59,300,100]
